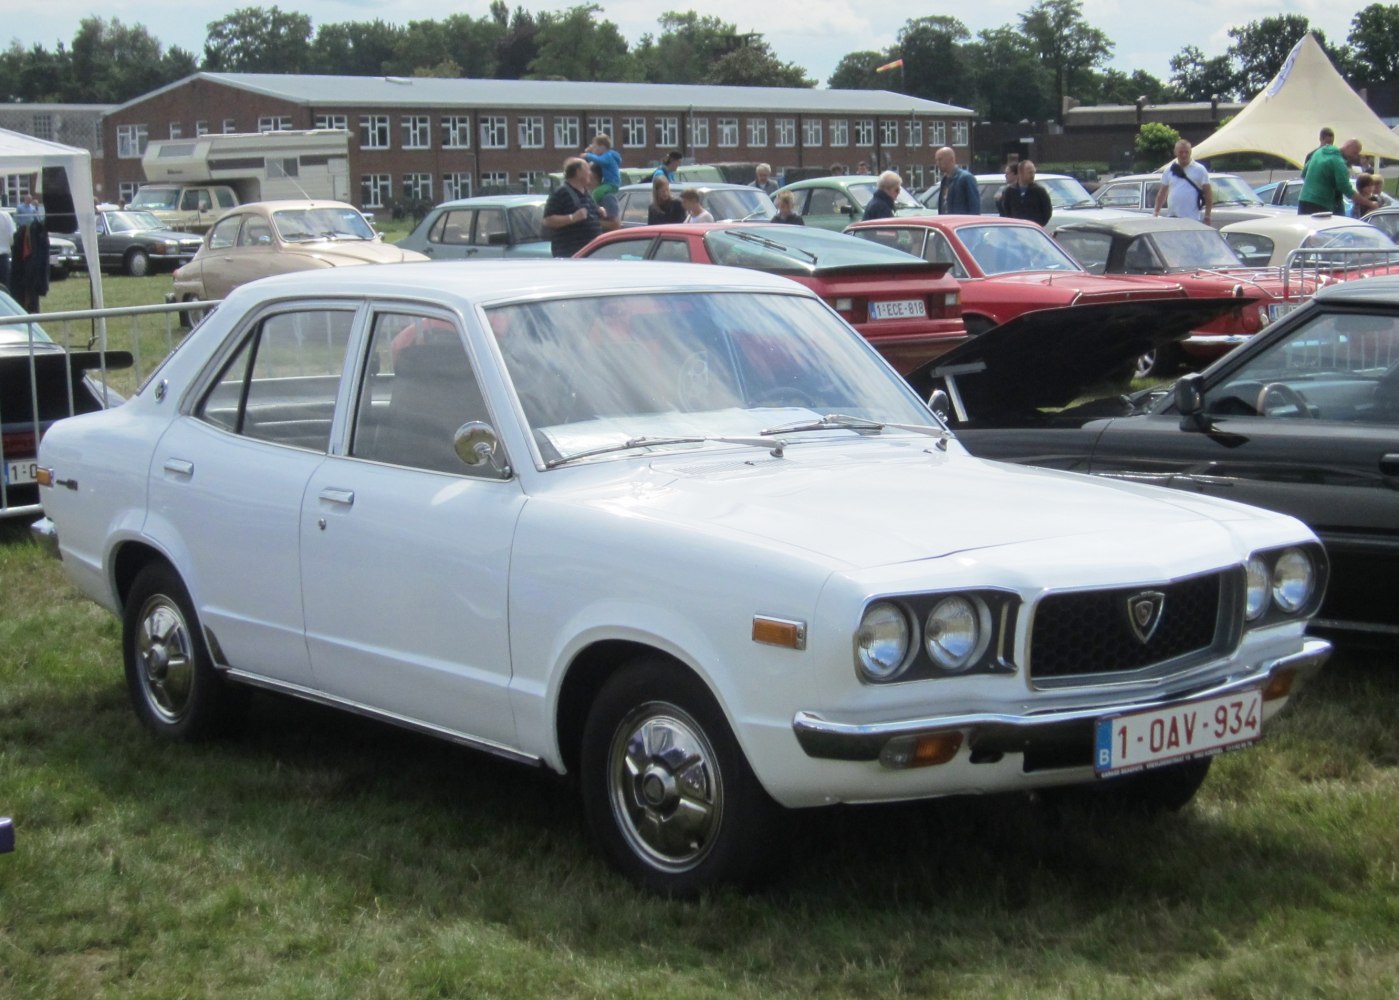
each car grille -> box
[1029,571,1228,682]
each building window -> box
[554,115,579,149]
[401,115,431,149]
[622,116,646,148]
[654,117,678,148]
[315,114,348,131]
[480,171,509,190]
[519,170,550,193]
[906,120,923,147]
[169,122,184,140]
[444,173,473,200]
[747,118,768,147]
[687,117,709,148]
[587,117,613,141]
[830,120,849,147]
[195,120,209,137]
[32,114,53,141]
[359,115,390,149]
[953,121,969,145]
[441,115,471,149]
[259,116,294,132]
[774,119,796,148]
[518,116,544,148]
[116,124,149,159]
[119,180,140,204]
[802,119,823,148]
[403,172,433,202]
[222,118,237,134]
[881,120,899,147]
[717,118,739,148]
[855,120,874,147]
[361,173,391,208]
[480,116,507,149]
[932,121,946,145]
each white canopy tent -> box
[1191,33,1399,168]
[0,127,104,311]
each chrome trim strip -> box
[792,639,1331,761]
[221,668,542,767]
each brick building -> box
[101,73,975,210]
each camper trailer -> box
[132,130,352,232]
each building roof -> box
[115,72,975,117]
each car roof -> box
[427,195,547,209]
[1219,213,1372,236]
[618,181,768,192]
[973,173,1077,181]
[1312,272,1399,302]
[775,176,880,189]
[225,200,362,212]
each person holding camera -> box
[1154,139,1212,225]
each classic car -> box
[1093,172,1293,229]
[612,182,774,228]
[170,200,427,318]
[906,284,1398,642]
[843,215,1187,337]
[1259,178,1394,214]
[394,195,549,261]
[773,175,932,231]
[964,172,1140,230]
[1220,213,1399,269]
[576,222,966,372]
[1361,205,1399,242]
[1,289,129,519]
[1052,216,1321,376]
[66,208,204,276]
[33,260,1330,894]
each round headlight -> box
[1271,548,1314,613]
[924,595,988,672]
[1245,555,1270,620]
[856,602,911,681]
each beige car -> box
[172,201,427,317]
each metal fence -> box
[1282,246,1399,298]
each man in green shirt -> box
[1299,138,1362,215]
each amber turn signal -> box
[34,467,53,488]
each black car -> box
[907,285,1399,643]
[70,209,204,277]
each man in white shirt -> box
[1153,140,1212,225]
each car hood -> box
[977,271,1183,299]
[903,298,1242,411]
[565,440,1270,572]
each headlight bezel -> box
[1243,544,1326,628]
[854,590,1018,684]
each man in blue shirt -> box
[934,147,980,215]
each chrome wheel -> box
[133,594,196,724]
[126,248,151,277]
[608,702,723,873]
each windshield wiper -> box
[760,412,949,445]
[545,434,784,468]
[727,229,818,264]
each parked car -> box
[843,215,1187,337]
[1052,216,1321,375]
[33,260,1329,894]
[395,195,549,260]
[1092,173,1293,229]
[1,288,130,519]
[965,172,1140,230]
[774,175,932,231]
[906,284,1398,641]
[170,200,427,315]
[576,223,966,372]
[612,182,774,228]
[128,182,239,234]
[1360,205,1399,243]
[1259,178,1393,216]
[66,208,204,276]
[1220,213,1399,268]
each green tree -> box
[530,4,635,81]
[1348,3,1399,79]
[204,6,314,73]
[1083,68,1171,106]
[312,20,406,76]
[0,41,67,102]
[1019,0,1113,110]
[1135,122,1180,167]
[1168,45,1238,101]
[827,51,889,90]
[633,12,746,84]
[1226,16,1348,95]
[898,16,975,107]
[706,42,812,87]
[491,2,542,79]
[968,26,1055,122]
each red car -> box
[843,216,1187,339]
[575,223,966,373]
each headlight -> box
[855,602,911,681]
[1245,555,1270,620]
[1271,548,1315,613]
[924,595,989,671]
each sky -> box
[4,0,1370,89]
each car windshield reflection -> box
[957,224,1083,275]
[1040,177,1097,209]
[1211,176,1266,207]
[272,207,376,243]
[1153,230,1245,269]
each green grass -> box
[1,521,1396,998]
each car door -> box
[193,213,273,299]
[471,207,510,257]
[148,302,360,687]
[419,208,477,260]
[299,306,524,746]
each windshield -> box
[1040,177,1097,209]
[957,224,1083,275]
[846,182,923,210]
[1303,226,1398,251]
[1211,176,1265,207]
[272,207,376,242]
[1152,229,1245,269]
[129,188,179,211]
[702,189,776,221]
[488,290,936,466]
[0,289,53,343]
[704,225,930,273]
[507,204,546,242]
[103,211,166,233]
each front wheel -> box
[124,248,151,277]
[580,659,782,895]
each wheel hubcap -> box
[135,598,195,723]
[609,705,722,873]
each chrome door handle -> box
[318,488,355,506]
[163,459,194,476]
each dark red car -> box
[576,223,966,373]
[843,216,1187,339]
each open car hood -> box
[903,298,1241,414]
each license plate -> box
[869,299,926,321]
[1094,688,1262,776]
[4,459,38,486]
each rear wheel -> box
[1134,343,1182,379]
[178,294,207,329]
[124,247,151,277]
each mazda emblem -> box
[1126,591,1166,643]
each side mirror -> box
[488,232,511,246]
[1175,373,1209,431]
[927,388,951,423]
[453,421,511,478]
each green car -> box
[774,175,934,231]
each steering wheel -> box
[1256,382,1314,418]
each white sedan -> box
[33,260,1330,895]
[1221,212,1398,267]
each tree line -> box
[4,0,1399,122]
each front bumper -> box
[30,516,60,560]
[793,639,1331,764]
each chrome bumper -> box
[30,516,60,560]
[793,639,1331,763]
